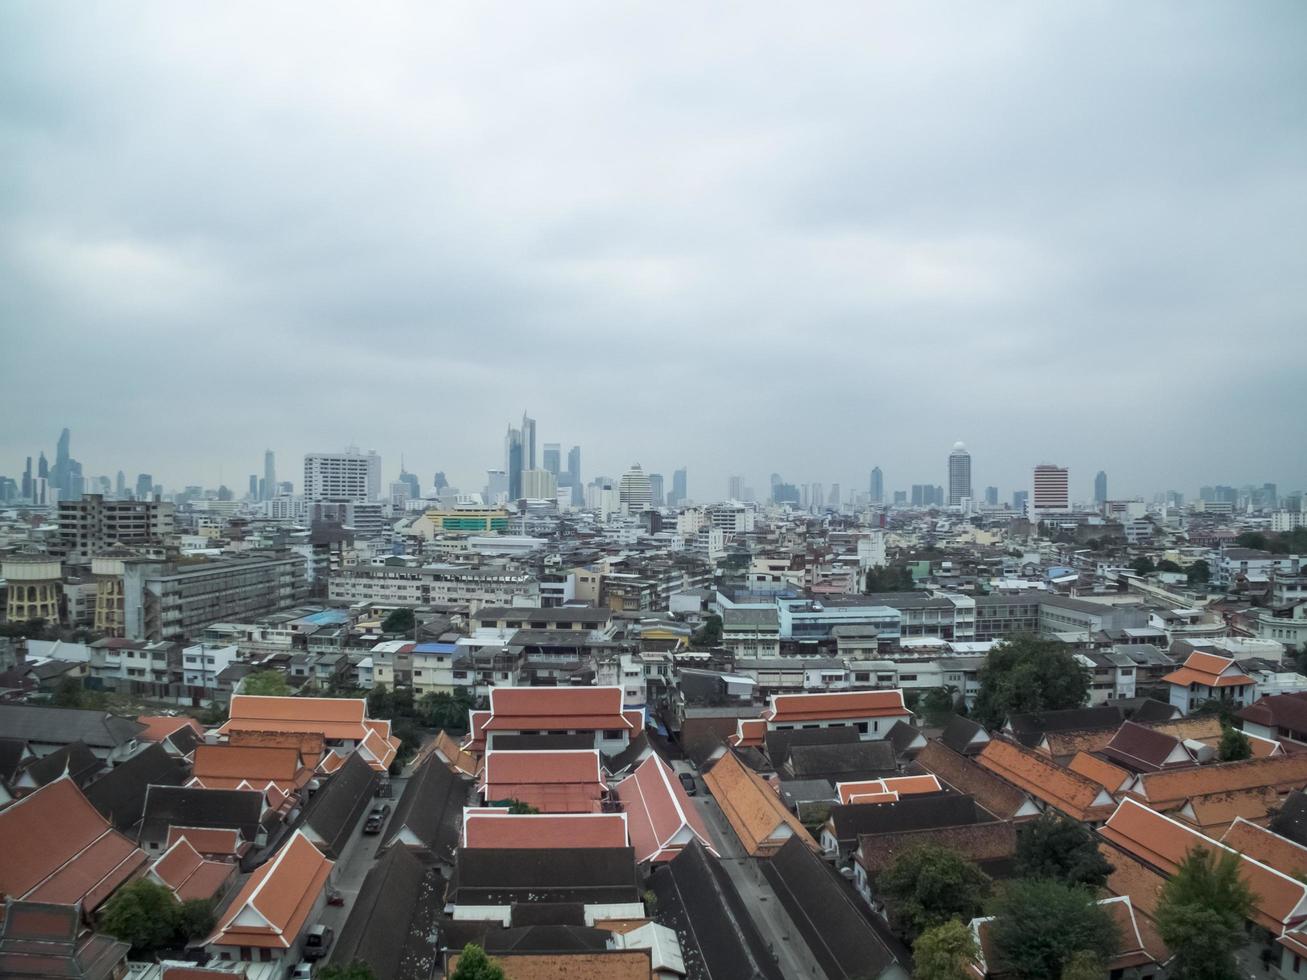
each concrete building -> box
[303,449,381,502]
[57,494,176,562]
[869,466,883,504]
[2,551,63,624]
[327,562,539,608]
[521,468,557,500]
[619,464,653,510]
[947,443,972,507]
[1031,464,1070,516]
[92,548,135,637]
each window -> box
[603,729,624,739]
[856,722,868,734]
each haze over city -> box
[3,2,1306,497]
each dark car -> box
[363,802,390,834]
[302,925,334,961]
[677,772,697,796]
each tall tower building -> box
[648,473,665,507]
[567,446,582,505]
[264,450,277,501]
[728,475,745,501]
[521,412,537,472]
[115,470,126,497]
[52,427,71,495]
[1094,470,1108,505]
[947,442,972,507]
[303,449,382,502]
[22,457,32,501]
[135,473,153,500]
[543,443,561,477]
[671,468,687,507]
[619,464,653,509]
[870,467,884,504]
[1032,464,1071,516]
[504,426,524,500]
[249,475,259,499]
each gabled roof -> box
[940,716,990,756]
[1177,787,1280,833]
[447,847,640,908]
[761,836,900,979]
[786,740,896,780]
[977,738,1116,822]
[228,730,326,768]
[1129,753,1307,809]
[827,794,982,846]
[885,719,928,756]
[463,812,629,850]
[480,750,605,813]
[914,740,1037,821]
[763,690,908,724]
[381,750,470,861]
[728,718,767,749]
[219,694,374,741]
[427,729,479,777]
[1271,790,1307,846]
[140,785,264,845]
[168,826,246,859]
[148,837,235,901]
[0,776,149,911]
[647,840,785,980]
[701,751,816,857]
[856,820,1017,876]
[331,845,443,980]
[1005,706,1123,747]
[1066,751,1131,794]
[762,725,860,766]
[0,704,145,750]
[136,715,206,744]
[298,751,380,858]
[1101,721,1195,773]
[1160,652,1255,689]
[84,742,187,833]
[15,740,102,791]
[447,951,651,980]
[191,744,311,793]
[837,774,941,804]
[480,686,634,733]
[1099,797,1307,933]
[1239,691,1307,733]
[205,830,333,949]
[1221,817,1307,879]
[614,754,716,863]
[0,901,129,980]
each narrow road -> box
[318,775,409,942]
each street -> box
[318,774,409,942]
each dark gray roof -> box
[761,837,900,979]
[298,751,379,858]
[603,731,651,775]
[1271,790,1307,847]
[485,924,611,952]
[0,737,28,785]
[779,779,837,809]
[764,726,859,768]
[0,901,129,980]
[18,741,102,790]
[447,848,639,907]
[1128,698,1181,724]
[786,740,897,781]
[381,751,471,863]
[474,605,611,625]
[828,793,980,845]
[649,839,784,980]
[0,704,145,749]
[492,733,595,752]
[940,716,989,756]
[885,720,926,757]
[83,743,186,833]
[164,725,203,757]
[1100,721,1186,773]
[722,608,779,627]
[332,845,443,980]
[139,785,264,845]
[1005,706,1124,746]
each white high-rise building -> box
[521,468,558,500]
[1032,464,1071,516]
[619,464,653,510]
[948,442,972,507]
[303,449,382,502]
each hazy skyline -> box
[3,3,1305,500]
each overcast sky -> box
[2,2,1304,503]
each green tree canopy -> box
[877,844,992,941]
[1131,556,1155,575]
[691,614,722,647]
[175,898,215,941]
[1155,847,1253,980]
[971,635,1090,729]
[318,962,377,980]
[987,880,1118,980]
[99,879,183,953]
[382,607,416,634]
[865,565,916,593]
[450,944,506,980]
[1156,559,1183,574]
[1015,812,1113,889]
[1187,559,1210,584]
[241,669,290,697]
[1059,950,1105,980]
[1218,724,1252,762]
[1236,531,1269,551]
[507,800,540,814]
[919,687,960,727]
[52,676,85,708]
[912,920,979,980]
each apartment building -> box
[303,449,381,502]
[327,561,539,608]
[57,494,175,562]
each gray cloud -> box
[2,2,1305,502]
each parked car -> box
[290,962,314,979]
[302,924,334,961]
[363,802,391,834]
[677,772,697,796]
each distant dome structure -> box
[953,441,966,451]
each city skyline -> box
[2,4,1304,502]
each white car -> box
[289,962,313,980]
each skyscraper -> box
[728,475,745,501]
[985,486,998,506]
[303,449,382,502]
[115,470,126,497]
[648,473,665,507]
[1094,470,1108,505]
[264,450,276,501]
[434,471,449,492]
[521,412,537,471]
[618,464,653,509]
[671,467,687,507]
[1032,464,1070,516]
[1013,490,1028,513]
[249,475,259,499]
[567,446,582,505]
[829,483,841,510]
[21,457,32,501]
[52,427,71,496]
[38,453,48,480]
[135,473,153,499]
[947,442,972,507]
[504,425,524,500]
[543,443,561,477]
[869,467,883,504]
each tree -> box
[912,920,979,980]
[450,944,506,980]
[920,687,960,727]
[241,669,290,697]
[52,676,85,708]
[382,607,416,635]
[507,800,540,814]
[971,636,1091,729]
[1236,531,1269,551]
[691,614,722,648]
[1187,559,1210,585]
[877,844,992,941]
[987,880,1118,980]
[1131,556,1155,576]
[1155,847,1253,980]
[1015,812,1113,889]
[1156,559,1183,574]
[175,898,215,941]
[99,879,182,953]
[1059,950,1104,980]
[1218,724,1251,762]
[319,963,377,980]
[865,565,916,593]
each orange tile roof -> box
[480,750,605,814]
[463,710,492,751]
[614,755,716,863]
[228,730,326,767]
[149,837,235,901]
[915,739,1038,821]
[1130,753,1307,809]
[167,826,245,858]
[1067,751,1131,793]
[1176,787,1279,834]
[137,716,206,743]
[1101,840,1168,918]
[463,812,630,849]
[448,950,651,980]
[728,718,766,748]
[1099,798,1307,933]
[0,776,149,911]
[317,751,347,775]
[358,726,400,771]
[837,774,940,804]
[219,694,373,741]
[1188,651,1244,675]
[977,738,1116,822]
[206,830,333,949]
[431,730,480,777]
[1041,727,1118,760]
[701,751,817,857]
[1161,666,1256,688]
[193,744,306,783]
[1221,818,1307,879]
[481,687,633,732]
[763,689,908,723]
